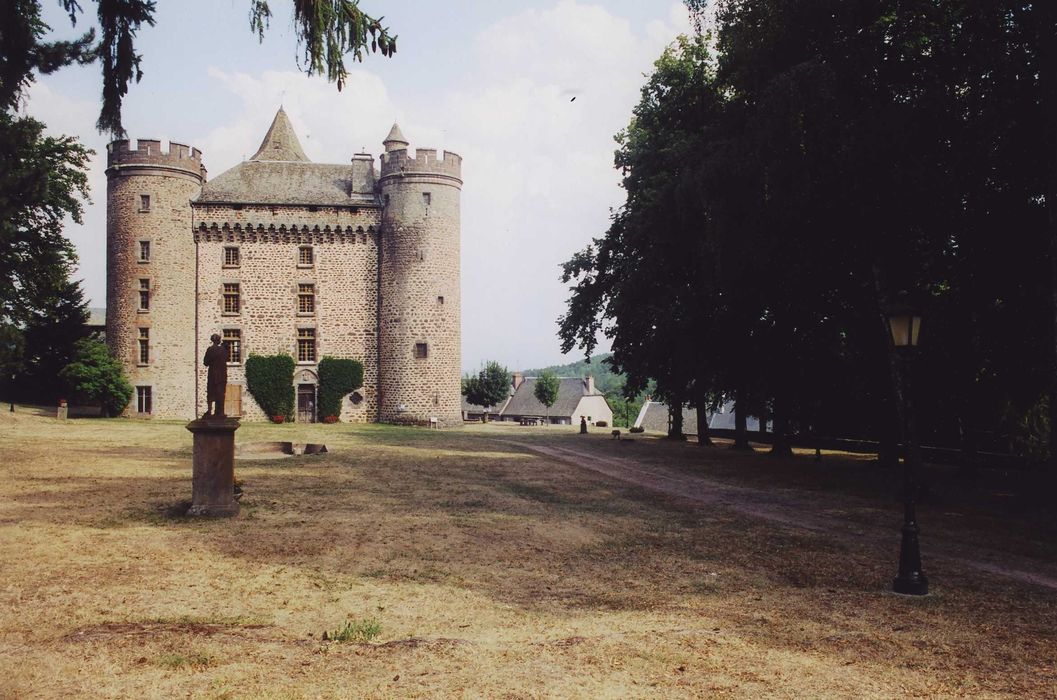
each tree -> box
[59,338,132,416]
[2,0,396,138]
[534,371,560,422]
[17,267,89,403]
[462,361,510,421]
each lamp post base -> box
[893,572,929,596]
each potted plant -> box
[322,415,338,424]
[272,415,285,424]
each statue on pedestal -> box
[203,333,227,418]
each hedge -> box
[318,357,364,420]
[245,354,295,420]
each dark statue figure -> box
[203,333,227,418]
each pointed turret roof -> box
[250,107,310,162]
[383,122,409,150]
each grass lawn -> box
[1,410,1055,698]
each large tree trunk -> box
[732,388,752,450]
[1039,2,1057,480]
[770,391,793,457]
[668,396,685,439]
[694,382,714,446]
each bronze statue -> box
[203,333,227,418]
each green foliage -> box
[317,356,364,420]
[534,371,560,412]
[462,360,510,409]
[245,354,295,420]
[324,617,381,644]
[59,338,132,416]
[521,353,651,427]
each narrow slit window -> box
[138,279,150,311]
[223,283,240,314]
[222,328,242,364]
[422,192,431,206]
[138,240,150,262]
[139,194,150,212]
[297,328,317,363]
[298,283,315,314]
[437,296,444,305]
[138,328,149,364]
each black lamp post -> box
[886,306,928,596]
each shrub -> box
[595,420,608,427]
[317,357,364,421]
[245,354,295,420]
[59,339,133,416]
[322,414,338,424]
[629,426,644,433]
[324,618,381,644]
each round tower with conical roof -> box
[106,139,205,418]
[378,124,463,425]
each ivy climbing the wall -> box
[318,357,364,421]
[245,354,295,420]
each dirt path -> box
[499,438,1057,592]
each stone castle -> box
[105,108,462,425]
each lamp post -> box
[886,306,928,596]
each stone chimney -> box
[512,372,524,391]
[585,374,595,394]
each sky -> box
[24,0,693,372]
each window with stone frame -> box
[223,283,240,314]
[298,283,315,314]
[223,246,240,267]
[138,240,150,262]
[138,278,150,312]
[139,194,150,212]
[138,328,149,364]
[297,328,316,363]
[298,245,314,266]
[414,342,428,359]
[136,386,152,414]
[222,328,242,364]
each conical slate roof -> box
[250,108,310,162]
[383,122,408,147]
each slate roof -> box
[86,307,106,328]
[383,123,409,147]
[502,377,603,418]
[461,394,511,414]
[634,401,701,435]
[195,108,378,207]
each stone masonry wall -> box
[192,204,381,422]
[378,156,462,426]
[106,141,203,419]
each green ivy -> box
[318,356,364,420]
[245,354,295,420]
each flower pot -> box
[272,415,285,424]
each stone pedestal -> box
[185,417,240,517]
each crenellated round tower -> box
[377,124,463,425]
[106,139,205,418]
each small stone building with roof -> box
[463,373,613,425]
[105,108,462,424]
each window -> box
[297,328,316,363]
[298,283,315,314]
[138,279,150,311]
[223,246,240,267]
[223,283,240,314]
[298,246,314,266]
[138,240,150,262]
[222,329,241,364]
[414,342,428,359]
[136,386,152,414]
[437,296,445,305]
[139,194,150,212]
[138,328,149,364]
[384,194,390,206]
[422,192,431,206]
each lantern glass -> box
[888,312,922,347]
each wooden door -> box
[224,384,242,417]
[297,384,316,423]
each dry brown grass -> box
[1,411,1055,698]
